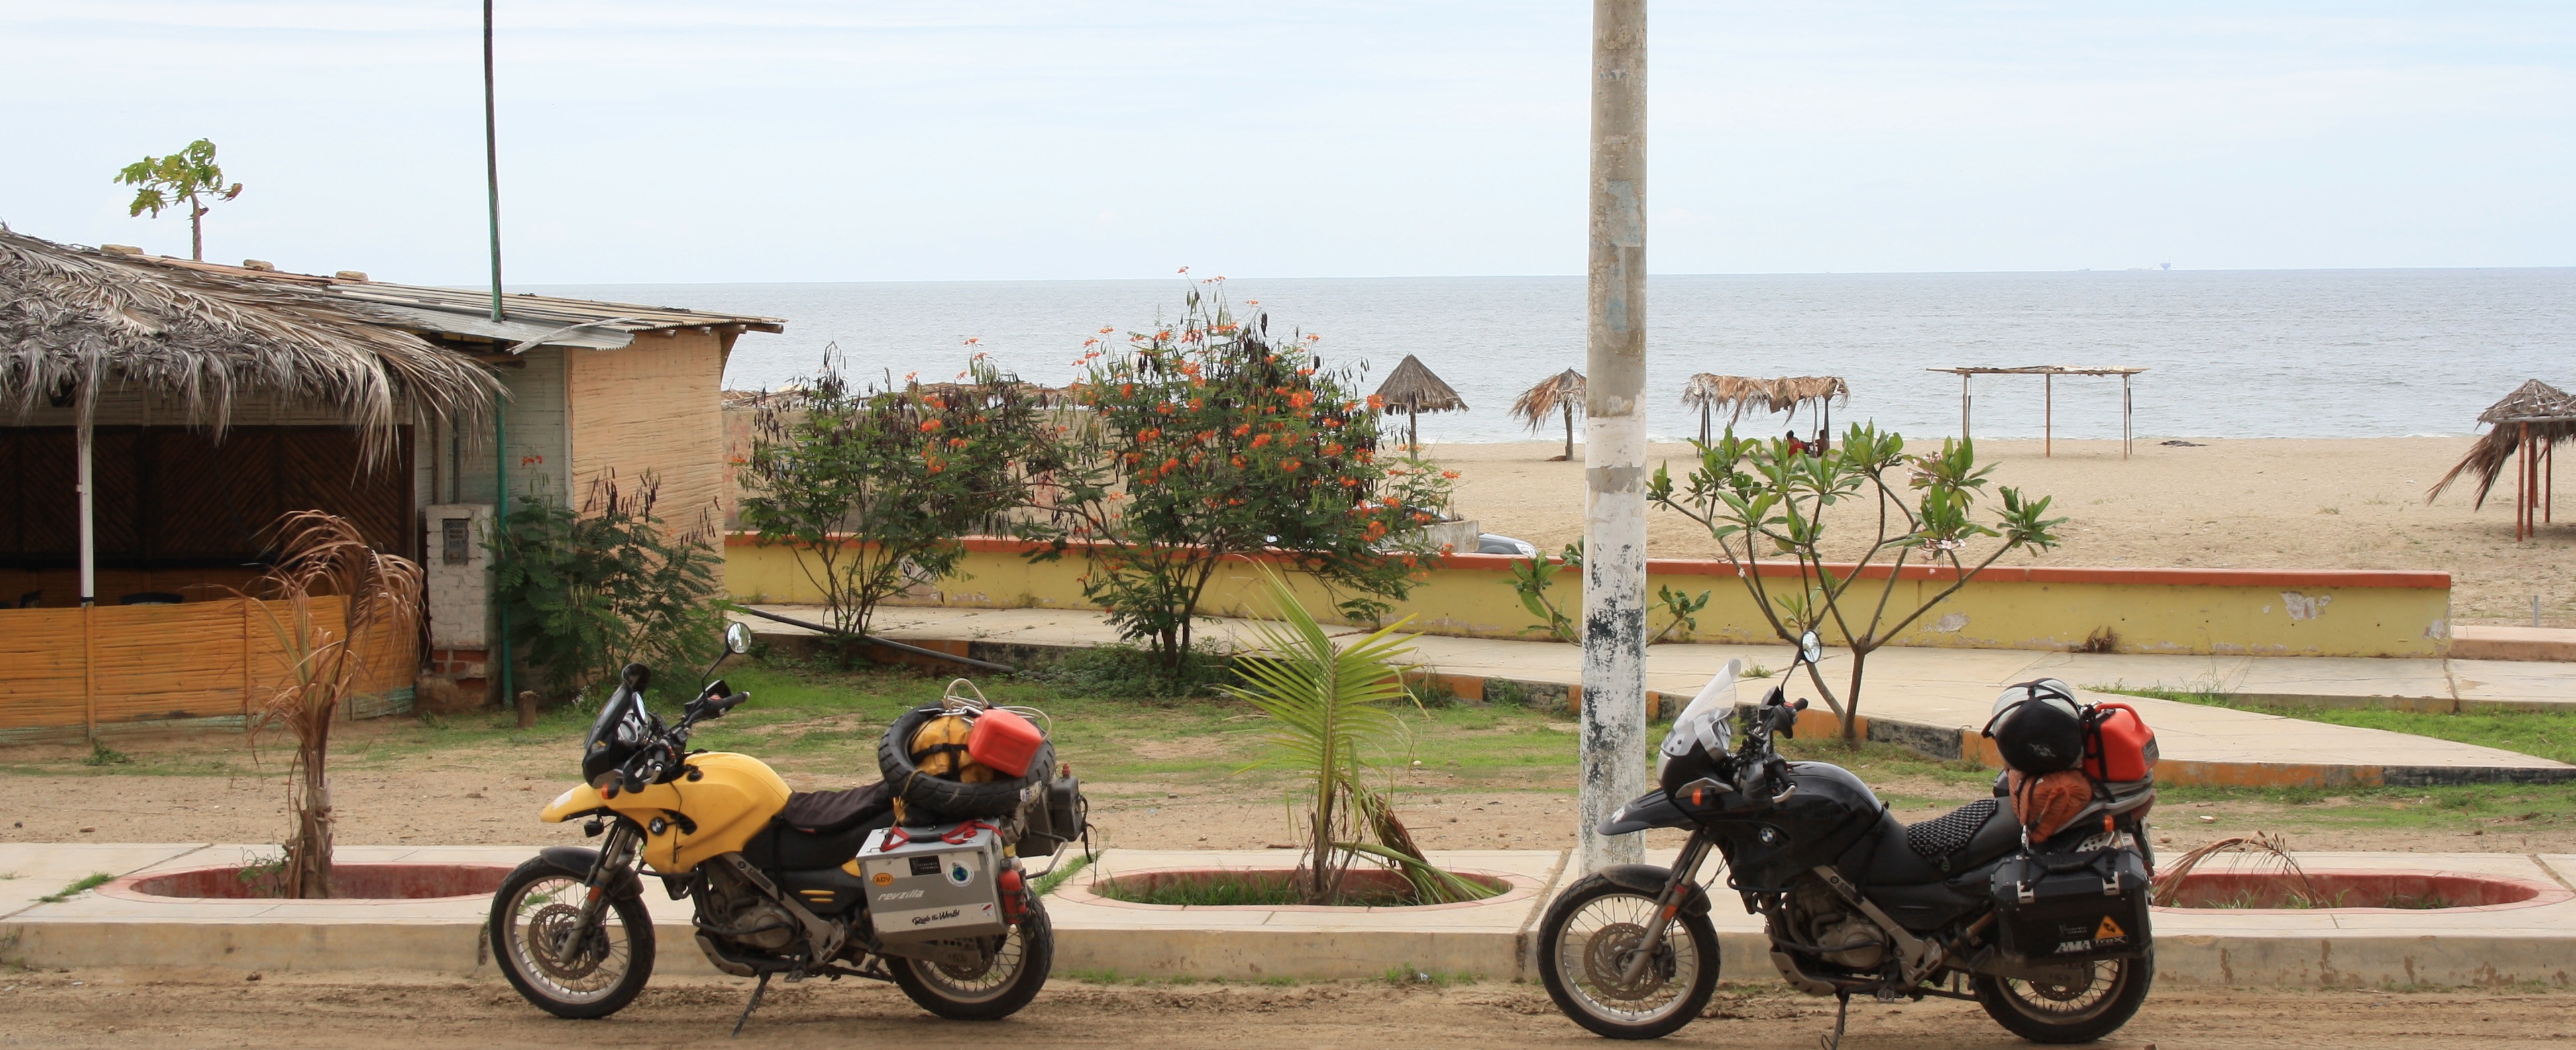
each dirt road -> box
[0,970,2565,1049]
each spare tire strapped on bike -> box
[877,678,1089,860]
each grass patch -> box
[1031,851,1091,898]
[2101,687,2576,765]
[80,742,130,767]
[1383,965,1479,987]
[37,872,113,903]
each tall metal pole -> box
[1578,0,1648,873]
[484,0,505,325]
[484,0,515,708]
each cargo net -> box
[1904,797,1999,861]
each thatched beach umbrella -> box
[1371,354,1466,450]
[1511,368,1586,460]
[1678,374,1849,444]
[2428,378,2574,540]
[0,229,500,605]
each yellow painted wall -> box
[726,537,2451,658]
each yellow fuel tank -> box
[539,752,790,874]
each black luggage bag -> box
[1988,846,2153,961]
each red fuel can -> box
[967,706,1045,778]
[2083,703,2158,782]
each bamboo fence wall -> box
[0,597,417,733]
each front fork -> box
[1617,831,1715,986]
[563,821,641,955]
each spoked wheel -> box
[1971,951,2153,1044]
[490,857,656,1020]
[889,896,1054,1021]
[1536,874,1721,1039]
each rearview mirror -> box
[724,621,754,655]
[1798,630,1823,666]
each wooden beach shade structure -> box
[0,229,499,737]
[1511,368,1586,460]
[1372,354,1467,450]
[2427,379,2573,541]
[1678,374,1849,445]
[1927,365,2148,458]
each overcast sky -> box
[3,2,2569,284]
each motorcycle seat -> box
[742,783,896,872]
[1846,797,2023,886]
[778,782,894,835]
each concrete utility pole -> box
[1578,0,1649,873]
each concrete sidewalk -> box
[744,605,2576,788]
[7,843,2573,990]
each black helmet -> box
[1982,679,2084,773]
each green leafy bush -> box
[492,474,724,700]
[739,351,1053,643]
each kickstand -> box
[1817,990,1850,1050]
[731,972,771,1038]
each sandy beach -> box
[1426,436,2572,628]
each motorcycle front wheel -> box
[489,857,656,1020]
[888,896,1054,1021]
[1536,873,1721,1040]
[1970,950,2153,1044]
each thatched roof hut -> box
[1678,374,1849,443]
[1511,368,1585,460]
[2428,379,2573,537]
[1372,354,1466,448]
[0,229,499,454]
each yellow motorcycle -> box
[490,623,1070,1029]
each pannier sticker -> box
[947,860,973,886]
[2096,916,2125,940]
[872,871,894,886]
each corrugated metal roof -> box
[127,255,787,348]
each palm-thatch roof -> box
[1373,354,1467,414]
[0,229,499,456]
[1678,374,1849,422]
[2429,379,2576,508]
[1511,369,1586,430]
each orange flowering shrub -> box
[1030,291,1452,666]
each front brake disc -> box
[1580,921,1676,999]
[527,903,606,980]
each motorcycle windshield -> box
[580,687,651,784]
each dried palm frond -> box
[1372,354,1467,414]
[2149,832,2320,908]
[1510,369,1586,430]
[2428,380,2576,508]
[0,229,497,461]
[239,510,425,899]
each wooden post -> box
[2044,372,2053,458]
[2122,374,2132,460]
[1962,373,1972,441]
[81,603,97,741]
[241,596,256,730]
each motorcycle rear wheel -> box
[888,897,1053,1021]
[1536,874,1720,1040]
[1970,950,2153,1044]
[490,857,656,1020]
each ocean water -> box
[520,270,2574,443]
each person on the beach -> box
[1811,429,1830,454]
[1784,431,1808,456]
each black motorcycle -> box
[1536,631,2157,1043]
